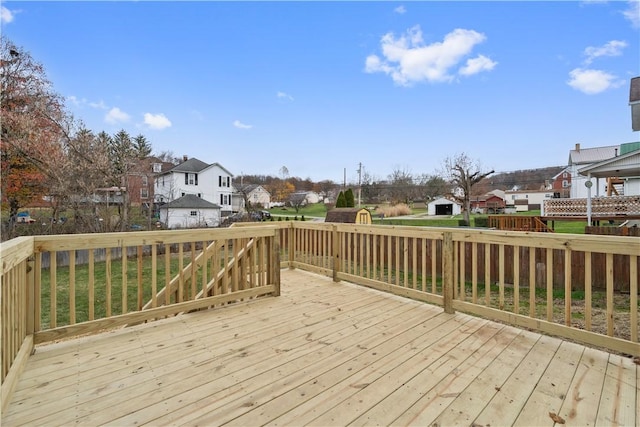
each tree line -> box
[2,36,495,238]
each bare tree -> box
[387,166,415,204]
[416,173,451,201]
[289,192,307,213]
[442,153,494,225]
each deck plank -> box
[472,335,563,425]
[2,269,638,427]
[595,354,637,426]
[512,340,585,426]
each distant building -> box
[159,194,221,229]
[154,156,234,216]
[505,189,555,212]
[427,198,462,216]
[232,184,272,212]
[325,208,372,224]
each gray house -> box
[159,194,222,229]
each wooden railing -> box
[278,222,639,357]
[1,227,280,411]
[488,215,553,232]
[2,222,639,410]
[543,195,640,217]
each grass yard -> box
[39,253,203,329]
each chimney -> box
[575,143,580,152]
[615,148,618,156]
[183,155,188,162]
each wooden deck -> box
[2,269,638,426]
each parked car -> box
[16,212,36,224]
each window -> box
[185,173,198,185]
[142,176,148,186]
[562,180,570,188]
[152,163,162,173]
[562,172,568,178]
[140,188,149,199]
[190,211,198,216]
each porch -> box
[3,269,637,426]
[1,223,638,425]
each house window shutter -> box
[195,174,198,185]
[220,194,223,204]
[185,173,188,185]
[219,176,222,186]
[226,177,230,187]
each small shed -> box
[427,198,462,216]
[325,208,372,224]
[159,194,222,229]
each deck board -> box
[2,269,638,426]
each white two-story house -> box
[154,157,234,216]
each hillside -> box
[473,166,566,195]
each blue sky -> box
[2,1,639,183]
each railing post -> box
[288,222,295,269]
[332,224,340,282]
[273,231,281,296]
[443,231,454,314]
[26,256,35,335]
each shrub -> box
[474,217,489,227]
[345,189,355,207]
[375,203,412,218]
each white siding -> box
[160,207,220,229]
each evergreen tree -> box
[345,188,355,207]
[336,191,347,208]
[133,134,152,159]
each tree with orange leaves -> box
[1,36,70,239]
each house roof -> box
[568,144,620,165]
[578,148,640,178]
[428,197,461,206]
[325,208,370,223]
[630,76,640,104]
[233,184,265,194]
[160,194,221,210]
[620,141,640,155]
[161,158,234,177]
[167,158,210,173]
[631,77,640,131]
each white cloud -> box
[459,55,497,76]
[233,120,253,129]
[364,26,494,86]
[394,5,406,14]
[623,0,640,28]
[89,100,108,110]
[143,113,172,130]
[1,6,15,24]
[277,91,294,101]
[105,107,130,124]
[583,40,627,64]
[567,68,624,94]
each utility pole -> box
[357,162,362,207]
